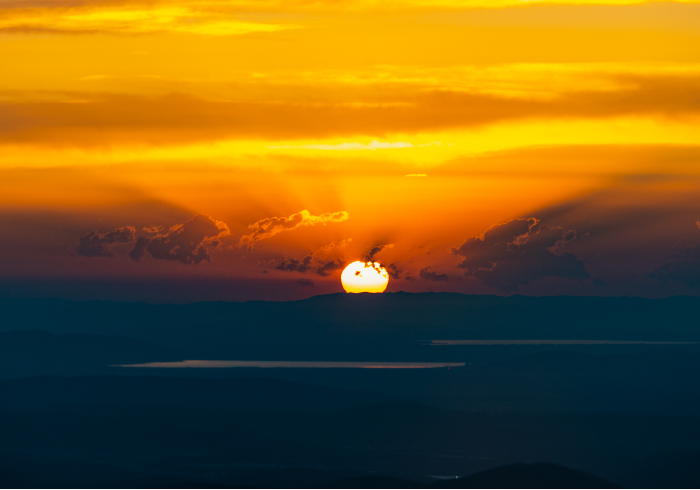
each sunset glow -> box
[0,0,699,302]
[341,262,390,294]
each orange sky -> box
[1,0,700,301]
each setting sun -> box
[341,261,389,293]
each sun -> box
[341,261,389,293]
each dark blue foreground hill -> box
[432,463,619,489]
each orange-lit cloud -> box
[1,73,698,147]
[3,1,700,16]
[319,239,352,254]
[0,5,296,35]
[239,209,349,250]
[129,214,230,264]
[275,254,346,277]
[268,141,436,151]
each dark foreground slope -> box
[1,293,700,488]
[0,399,699,488]
[433,463,618,489]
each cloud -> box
[386,263,402,279]
[129,214,229,264]
[4,1,700,13]
[363,243,394,262]
[405,174,427,177]
[593,277,609,287]
[77,226,135,257]
[5,73,700,147]
[452,218,588,291]
[419,266,448,282]
[275,255,345,276]
[319,238,352,254]
[238,209,349,250]
[0,5,296,35]
[315,259,345,277]
[276,255,314,274]
[268,141,443,151]
[648,245,700,289]
[298,278,315,287]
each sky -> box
[1,0,700,301]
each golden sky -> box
[1,0,700,301]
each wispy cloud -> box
[130,214,230,265]
[0,6,297,35]
[268,140,442,151]
[239,209,349,250]
[3,71,700,148]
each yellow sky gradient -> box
[1,0,699,298]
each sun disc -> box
[341,261,389,293]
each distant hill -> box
[0,375,396,414]
[0,330,172,378]
[1,294,699,357]
[433,463,619,489]
[320,463,620,489]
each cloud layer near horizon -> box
[453,218,588,291]
[128,214,230,264]
[239,210,349,250]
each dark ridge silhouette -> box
[2,293,700,371]
[2,293,700,344]
[0,330,172,378]
[433,463,620,489]
[324,475,424,488]
[0,375,396,413]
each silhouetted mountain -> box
[325,475,424,488]
[0,375,395,413]
[0,330,172,378]
[433,463,619,489]
[1,294,699,362]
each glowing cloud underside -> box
[341,261,389,293]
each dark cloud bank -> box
[649,245,700,289]
[76,213,700,296]
[453,218,588,291]
[78,214,229,264]
[76,226,135,258]
[276,255,345,277]
[420,266,448,282]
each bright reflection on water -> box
[118,360,466,369]
[430,340,699,345]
